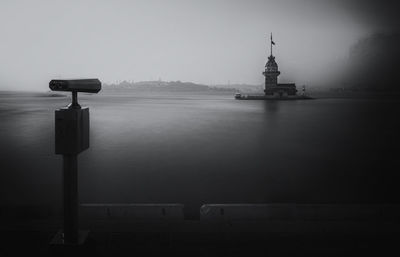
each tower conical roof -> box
[265,55,278,72]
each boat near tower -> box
[235,34,312,100]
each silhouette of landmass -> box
[103,80,262,93]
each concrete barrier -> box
[1,203,399,222]
[200,204,400,222]
[80,203,184,220]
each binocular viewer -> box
[49,79,101,93]
[49,79,102,109]
[50,78,102,245]
[50,78,102,154]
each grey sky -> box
[0,0,396,91]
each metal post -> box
[69,91,81,109]
[63,154,79,244]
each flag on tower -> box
[271,34,275,45]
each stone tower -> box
[263,33,280,95]
[263,55,280,94]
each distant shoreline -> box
[1,89,400,100]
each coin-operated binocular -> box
[50,79,101,154]
[49,79,101,246]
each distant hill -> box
[103,80,261,93]
[213,83,263,93]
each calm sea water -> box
[1,91,400,209]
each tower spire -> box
[270,33,276,56]
[270,33,273,56]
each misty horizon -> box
[1,0,399,91]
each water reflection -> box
[263,100,280,114]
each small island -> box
[235,34,312,100]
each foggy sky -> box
[0,0,398,91]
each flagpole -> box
[270,33,273,56]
